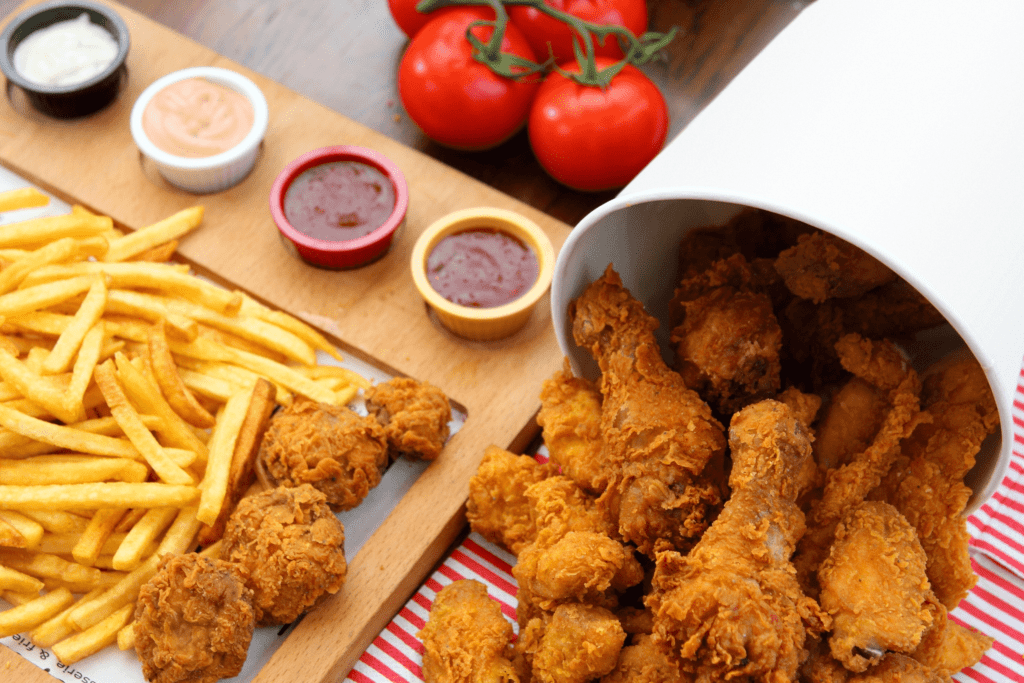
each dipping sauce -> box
[426,228,539,308]
[12,13,118,87]
[283,161,396,241]
[141,78,254,158]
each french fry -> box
[196,384,260,526]
[157,505,201,556]
[114,353,209,462]
[94,360,193,485]
[0,348,81,423]
[42,275,107,375]
[0,457,148,485]
[19,509,90,535]
[198,378,276,544]
[0,564,44,593]
[0,404,139,458]
[0,274,100,319]
[0,509,44,547]
[111,507,177,571]
[177,367,236,403]
[0,548,102,585]
[52,602,133,664]
[0,186,48,213]
[239,293,344,361]
[42,569,126,593]
[0,212,111,250]
[104,289,198,340]
[1,589,41,606]
[0,482,199,510]
[148,320,215,428]
[36,532,130,557]
[128,239,178,263]
[30,587,104,648]
[117,619,136,650]
[102,206,203,263]
[0,516,27,547]
[73,508,128,567]
[0,586,74,638]
[66,551,160,631]
[64,321,105,413]
[0,237,80,296]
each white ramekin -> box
[129,66,269,193]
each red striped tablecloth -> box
[347,389,1024,683]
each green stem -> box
[415,0,676,88]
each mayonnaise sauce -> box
[12,14,119,88]
[141,78,255,158]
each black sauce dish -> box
[0,1,130,119]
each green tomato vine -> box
[415,0,677,88]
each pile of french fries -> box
[0,187,368,667]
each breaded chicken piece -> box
[877,353,998,609]
[466,446,558,555]
[365,376,452,461]
[818,501,936,672]
[794,334,924,594]
[910,602,993,678]
[600,634,689,683]
[536,360,608,493]
[670,254,783,415]
[571,266,727,556]
[259,398,388,510]
[813,377,889,471]
[529,603,626,683]
[418,579,518,683]
[222,484,347,625]
[134,553,255,683]
[774,230,896,304]
[647,400,828,683]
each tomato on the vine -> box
[509,0,648,64]
[398,7,541,151]
[528,57,668,191]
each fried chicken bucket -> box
[551,0,1022,513]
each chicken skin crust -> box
[365,376,452,461]
[571,265,726,556]
[418,579,519,683]
[222,484,347,626]
[134,553,255,683]
[647,400,827,683]
[818,501,936,672]
[259,398,388,511]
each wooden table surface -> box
[0,0,812,228]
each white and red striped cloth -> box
[347,389,1024,683]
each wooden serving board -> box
[0,1,572,681]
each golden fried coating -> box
[259,398,388,511]
[536,360,608,493]
[671,254,783,415]
[134,553,255,683]
[878,353,1000,609]
[365,376,452,461]
[222,484,347,625]
[466,446,558,555]
[571,266,726,556]
[814,377,888,471]
[818,501,936,672]
[418,579,518,683]
[910,602,992,677]
[794,334,924,594]
[775,230,896,304]
[530,603,626,683]
[600,634,689,683]
[648,400,827,683]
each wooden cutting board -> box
[0,1,573,681]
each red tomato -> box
[399,8,541,151]
[509,0,648,64]
[528,58,668,191]
[387,0,459,39]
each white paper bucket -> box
[551,0,1023,512]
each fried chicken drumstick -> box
[647,399,828,683]
[571,265,727,556]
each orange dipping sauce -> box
[141,77,254,158]
[426,228,539,308]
